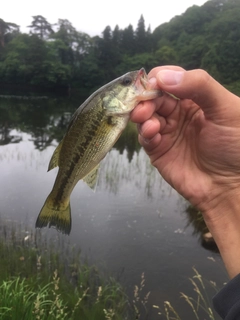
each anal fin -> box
[48,140,63,171]
[83,165,100,190]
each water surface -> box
[0,95,225,319]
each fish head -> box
[102,68,161,116]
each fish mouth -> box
[136,68,148,89]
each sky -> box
[2,0,208,36]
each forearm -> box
[202,193,240,279]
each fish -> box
[35,68,162,235]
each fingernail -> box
[158,70,184,85]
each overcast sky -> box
[2,0,208,36]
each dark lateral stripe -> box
[55,109,107,201]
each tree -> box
[121,24,135,55]
[135,15,147,53]
[44,40,71,85]
[201,46,221,80]
[0,19,19,48]
[50,20,93,84]
[51,19,77,65]
[28,15,53,39]
[74,31,92,56]
[175,34,208,69]
[112,25,122,49]
[154,45,178,66]
[53,19,77,47]
[0,33,71,86]
[76,50,105,90]
[102,25,112,42]
[115,52,156,74]
[97,26,120,80]
[1,34,48,84]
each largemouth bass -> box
[36,68,161,235]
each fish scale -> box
[36,68,162,234]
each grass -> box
[153,268,219,320]
[0,216,222,320]
[0,218,130,320]
[0,275,70,320]
[128,268,220,320]
[132,272,150,319]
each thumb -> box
[155,69,237,120]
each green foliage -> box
[27,15,54,39]
[1,0,240,93]
[116,53,156,74]
[152,0,240,83]
[121,25,135,55]
[0,276,70,320]
[154,45,178,66]
[0,220,130,319]
[0,218,222,320]
[0,19,19,48]
[0,33,71,86]
[135,15,149,53]
[225,81,240,96]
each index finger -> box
[131,66,186,123]
[131,93,179,123]
[131,99,156,123]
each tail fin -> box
[35,198,71,235]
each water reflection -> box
[0,124,22,145]
[185,205,219,253]
[0,97,74,150]
[0,96,140,160]
[98,149,166,198]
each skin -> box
[130,66,240,279]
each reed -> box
[0,218,130,320]
[0,217,221,319]
[153,267,219,320]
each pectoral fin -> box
[48,140,63,171]
[83,165,100,190]
[103,96,126,115]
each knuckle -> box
[195,69,211,85]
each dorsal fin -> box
[83,165,100,190]
[48,140,63,171]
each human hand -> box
[131,66,240,215]
[131,67,240,278]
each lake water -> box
[0,94,226,319]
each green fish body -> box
[35,68,161,234]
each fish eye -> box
[122,76,133,86]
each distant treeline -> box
[0,0,240,94]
